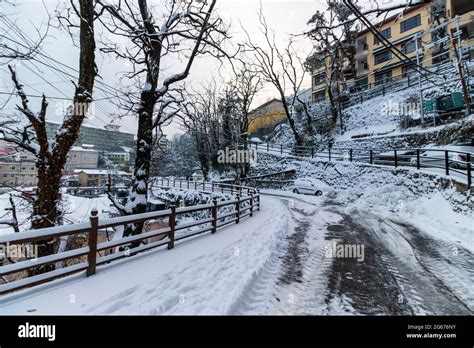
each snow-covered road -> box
[0,193,472,315]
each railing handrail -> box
[251,141,474,157]
[249,141,472,186]
[0,179,261,295]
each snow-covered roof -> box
[46,120,135,135]
[250,137,263,143]
[71,146,98,153]
[74,169,130,176]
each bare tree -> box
[0,0,97,273]
[228,63,262,176]
[242,5,303,145]
[305,1,357,132]
[178,82,224,179]
[279,40,316,142]
[96,0,229,239]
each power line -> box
[344,0,451,87]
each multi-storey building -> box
[74,169,130,187]
[45,121,135,151]
[0,158,38,187]
[311,0,474,101]
[65,146,99,173]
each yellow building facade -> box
[311,0,474,100]
[248,98,287,135]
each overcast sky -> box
[0,0,395,138]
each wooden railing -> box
[0,181,260,295]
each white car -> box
[292,177,330,196]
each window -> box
[400,14,421,33]
[375,70,392,85]
[356,37,368,52]
[357,59,368,72]
[374,28,391,44]
[312,73,325,85]
[374,50,392,65]
[401,40,417,54]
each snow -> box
[143,81,152,92]
[254,152,472,252]
[0,196,286,314]
[0,194,115,236]
[401,192,474,254]
[73,169,130,176]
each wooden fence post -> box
[250,193,254,217]
[257,190,260,211]
[466,153,471,187]
[87,208,99,276]
[235,194,240,224]
[211,198,217,233]
[168,205,176,250]
[370,150,373,164]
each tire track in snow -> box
[229,197,332,315]
[324,205,472,315]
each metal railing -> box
[0,180,260,295]
[251,141,472,187]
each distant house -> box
[74,169,130,187]
[107,146,135,172]
[248,98,286,138]
[65,145,99,173]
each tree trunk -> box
[29,0,96,275]
[122,92,154,241]
[277,87,301,146]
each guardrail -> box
[0,181,260,295]
[340,59,467,109]
[251,142,472,187]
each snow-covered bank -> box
[254,152,473,253]
[0,194,114,235]
[0,196,287,314]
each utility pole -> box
[453,19,472,115]
[415,37,425,124]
